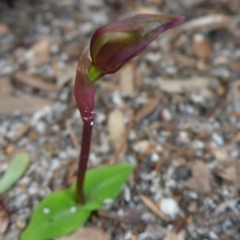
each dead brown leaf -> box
[187,161,211,194]
[134,99,159,122]
[108,109,127,160]
[59,227,110,240]
[55,64,76,88]
[217,166,238,183]
[214,160,240,184]
[0,77,11,98]
[149,0,163,6]
[0,94,52,115]
[163,230,185,240]
[0,199,10,234]
[231,132,240,143]
[181,14,231,32]
[27,36,50,66]
[133,140,152,154]
[135,6,159,14]
[14,72,57,92]
[119,64,135,97]
[0,211,9,234]
[192,34,211,60]
[157,77,211,94]
[0,23,10,36]
[140,194,168,221]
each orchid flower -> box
[74,14,184,204]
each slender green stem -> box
[77,121,93,204]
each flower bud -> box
[89,14,184,82]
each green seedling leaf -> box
[0,152,29,194]
[22,163,133,240]
[21,189,91,240]
[84,163,134,203]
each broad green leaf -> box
[0,152,29,194]
[22,163,133,240]
[84,163,134,203]
[21,189,91,240]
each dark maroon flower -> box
[88,14,185,82]
[74,14,184,204]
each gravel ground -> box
[0,0,240,239]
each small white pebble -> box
[189,191,198,199]
[178,131,189,143]
[124,230,132,240]
[138,232,150,240]
[160,198,180,219]
[117,209,124,217]
[190,93,204,103]
[129,129,136,140]
[193,33,204,43]
[42,207,50,214]
[124,186,131,202]
[96,112,106,123]
[209,231,218,240]
[112,91,123,106]
[50,44,59,53]
[212,133,224,146]
[25,50,34,60]
[150,153,159,162]
[162,108,172,121]
[35,121,46,134]
[192,140,205,150]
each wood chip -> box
[0,23,10,36]
[216,165,238,183]
[27,36,50,66]
[192,34,211,60]
[5,144,14,155]
[52,61,76,88]
[181,0,206,7]
[0,94,52,115]
[157,77,211,94]
[140,194,168,221]
[149,0,163,6]
[180,14,232,32]
[108,109,127,160]
[211,147,231,162]
[13,122,31,142]
[59,227,110,240]
[15,219,25,229]
[135,6,159,14]
[119,64,135,97]
[187,161,211,194]
[163,230,185,240]
[134,99,159,122]
[13,72,57,92]
[0,200,10,234]
[231,132,240,143]
[133,140,152,154]
[0,210,9,234]
[0,77,11,98]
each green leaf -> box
[84,163,134,203]
[22,163,133,240]
[0,152,30,194]
[21,189,91,240]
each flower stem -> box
[77,121,93,204]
